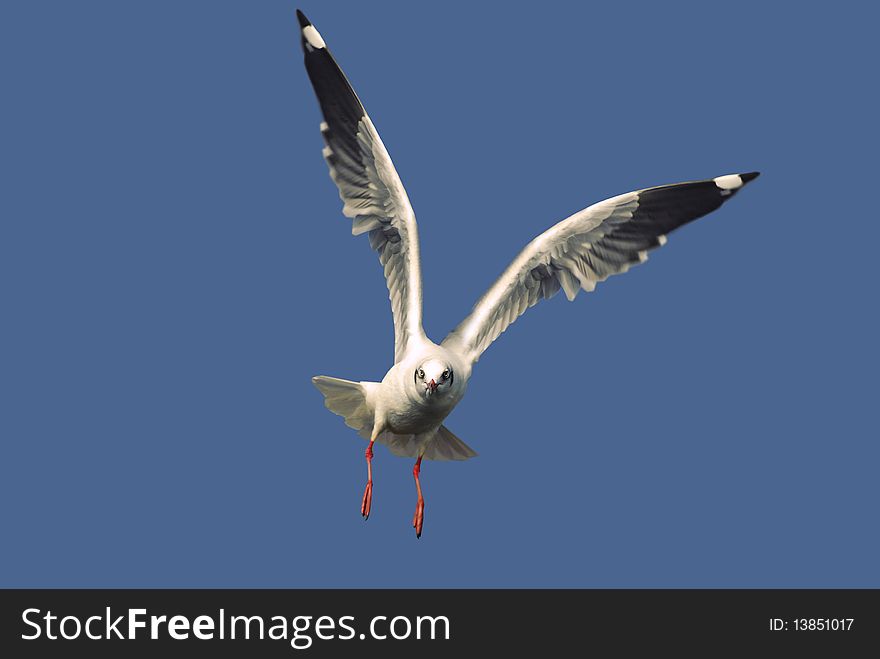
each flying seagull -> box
[296,9,758,537]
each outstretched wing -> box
[442,173,759,366]
[297,10,425,362]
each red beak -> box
[428,379,438,392]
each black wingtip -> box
[296,9,311,28]
[740,171,760,183]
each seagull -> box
[296,9,758,538]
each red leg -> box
[361,440,374,519]
[412,456,424,538]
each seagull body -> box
[296,10,759,537]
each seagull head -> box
[414,359,454,399]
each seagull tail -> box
[312,376,374,438]
[427,426,478,461]
[379,425,478,461]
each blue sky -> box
[1,1,878,586]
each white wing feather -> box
[299,13,425,362]
[443,173,759,366]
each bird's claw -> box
[412,499,424,538]
[361,480,373,519]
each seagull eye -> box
[442,370,449,380]
[417,369,425,379]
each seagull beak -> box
[428,379,438,392]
